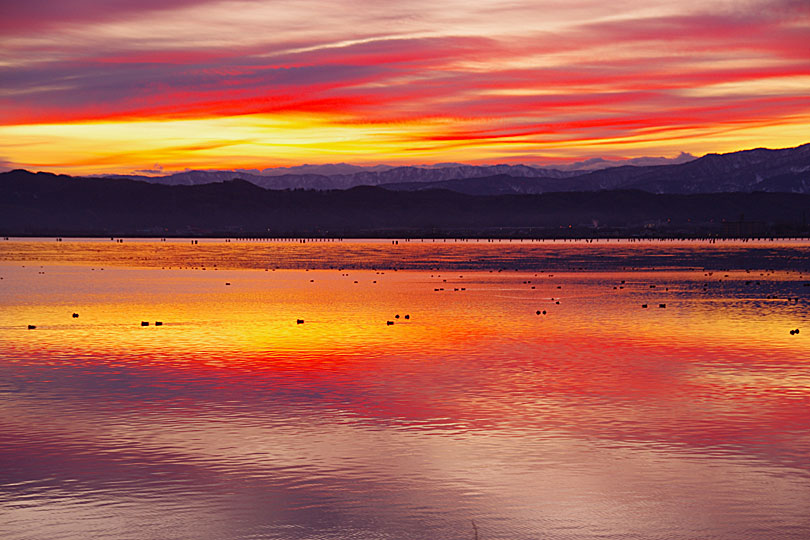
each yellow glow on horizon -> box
[1,112,809,175]
[0,114,427,173]
[2,0,809,174]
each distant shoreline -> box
[4,236,810,274]
[3,235,810,242]
[3,169,809,239]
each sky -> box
[1,0,809,175]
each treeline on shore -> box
[2,169,809,238]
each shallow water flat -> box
[3,237,810,272]
[1,241,809,540]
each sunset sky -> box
[1,0,809,175]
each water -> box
[1,239,809,539]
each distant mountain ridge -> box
[550,152,697,171]
[547,143,810,194]
[383,144,810,195]
[104,163,581,191]
[97,143,810,195]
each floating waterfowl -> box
[155,321,163,326]
[28,325,36,329]
[659,304,666,308]
[386,321,394,325]
[404,314,410,319]
[72,313,79,318]
[141,321,149,326]
[297,319,304,324]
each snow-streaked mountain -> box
[551,152,697,171]
[97,143,810,194]
[104,164,581,190]
[382,144,810,195]
[258,163,395,176]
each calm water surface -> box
[1,239,809,539]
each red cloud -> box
[1,0,808,162]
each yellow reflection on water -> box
[2,262,807,369]
[2,243,810,540]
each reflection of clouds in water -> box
[4,404,810,540]
[1,247,809,539]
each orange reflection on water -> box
[2,262,807,432]
[2,257,810,540]
[3,263,807,360]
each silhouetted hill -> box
[1,169,809,237]
[382,175,548,195]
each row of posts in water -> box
[219,236,808,243]
[5,235,810,243]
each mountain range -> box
[105,163,580,191]
[2,142,809,237]
[96,143,810,195]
